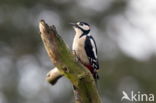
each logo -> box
[121,91,154,102]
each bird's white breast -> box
[72,34,89,64]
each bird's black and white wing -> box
[84,36,99,70]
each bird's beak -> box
[69,23,77,27]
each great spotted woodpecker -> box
[70,22,99,80]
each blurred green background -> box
[0,0,156,103]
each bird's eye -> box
[79,22,84,26]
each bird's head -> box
[70,22,90,34]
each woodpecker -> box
[70,22,99,80]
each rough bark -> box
[39,20,101,103]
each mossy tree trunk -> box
[39,20,101,103]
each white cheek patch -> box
[74,28,83,34]
[80,25,90,31]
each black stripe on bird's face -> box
[79,22,90,26]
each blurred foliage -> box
[0,0,156,103]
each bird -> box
[70,21,99,80]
